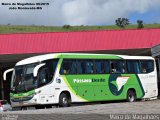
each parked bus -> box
[3,53,158,108]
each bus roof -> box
[16,53,154,66]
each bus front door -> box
[155,58,160,96]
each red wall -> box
[0,29,160,55]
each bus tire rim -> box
[129,94,134,102]
[62,97,68,104]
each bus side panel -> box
[108,74,145,100]
[138,71,158,99]
[62,73,145,102]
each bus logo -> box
[109,74,130,96]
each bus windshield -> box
[11,59,59,93]
[11,63,38,93]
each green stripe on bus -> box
[10,90,35,98]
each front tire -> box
[127,90,136,102]
[59,93,71,107]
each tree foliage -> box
[63,25,71,29]
[115,18,130,29]
[137,20,144,29]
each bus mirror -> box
[3,68,14,81]
[33,63,46,77]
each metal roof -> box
[0,28,160,55]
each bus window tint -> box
[95,60,104,74]
[24,64,36,90]
[127,60,140,74]
[77,60,94,74]
[140,60,154,73]
[110,61,126,73]
[104,61,110,73]
[38,67,48,87]
[43,59,59,82]
[70,60,77,74]
[86,60,94,74]
[60,59,77,74]
[95,60,110,74]
[38,59,59,87]
[77,60,83,74]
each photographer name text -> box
[1,2,51,10]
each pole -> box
[0,64,4,99]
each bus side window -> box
[77,60,94,74]
[140,60,154,73]
[60,59,77,75]
[60,60,71,74]
[110,61,126,73]
[126,60,140,74]
[77,60,87,74]
[95,60,104,74]
[71,60,77,74]
[45,59,59,81]
[77,60,83,74]
[86,60,94,74]
[110,61,119,73]
[104,61,110,73]
[95,60,109,74]
[38,67,49,87]
[81,61,86,74]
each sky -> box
[0,0,160,26]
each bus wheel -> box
[127,90,136,102]
[59,93,71,107]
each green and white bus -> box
[3,53,158,108]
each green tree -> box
[115,18,130,29]
[63,25,71,29]
[137,20,144,29]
